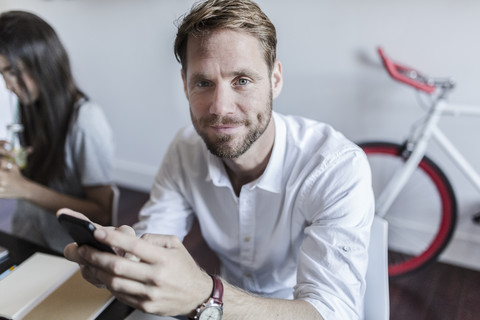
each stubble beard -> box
[191,95,273,159]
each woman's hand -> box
[0,156,27,198]
[0,140,13,161]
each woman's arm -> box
[0,159,112,224]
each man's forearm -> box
[221,282,324,320]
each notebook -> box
[23,269,114,319]
[0,252,113,319]
[0,252,78,319]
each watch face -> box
[199,306,222,320]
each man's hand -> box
[58,209,212,317]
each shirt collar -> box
[205,111,285,194]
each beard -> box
[191,94,272,159]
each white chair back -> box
[364,216,390,320]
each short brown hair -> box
[174,0,277,72]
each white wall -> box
[0,78,15,139]
[2,0,480,269]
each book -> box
[0,252,78,319]
[23,269,114,319]
[0,252,113,320]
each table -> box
[0,230,134,319]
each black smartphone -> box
[58,214,116,254]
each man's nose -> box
[210,83,236,115]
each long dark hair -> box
[0,11,86,184]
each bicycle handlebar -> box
[378,47,436,94]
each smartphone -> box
[58,214,116,254]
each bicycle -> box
[359,47,480,278]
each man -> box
[60,0,374,319]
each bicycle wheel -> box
[359,141,457,278]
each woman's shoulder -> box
[76,99,106,120]
[69,99,112,138]
[72,99,109,128]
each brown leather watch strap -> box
[189,274,224,320]
[211,274,224,305]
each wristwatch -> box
[192,274,224,320]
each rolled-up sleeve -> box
[294,149,374,320]
[133,132,195,240]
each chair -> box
[109,185,120,227]
[364,216,390,320]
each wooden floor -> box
[389,262,480,320]
[2,185,480,318]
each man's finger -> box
[78,244,158,285]
[64,242,88,264]
[56,208,91,221]
[95,229,177,264]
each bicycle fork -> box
[375,100,446,218]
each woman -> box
[0,11,114,253]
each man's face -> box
[182,29,282,159]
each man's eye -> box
[197,81,211,87]
[236,78,250,86]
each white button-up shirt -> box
[134,112,374,319]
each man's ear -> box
[271,60,283,99]
[181,69,188,98]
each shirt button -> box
[342,246,351,252]
[243,237,251,242]
[244,272,252,278]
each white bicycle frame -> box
[375,97,480,218]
